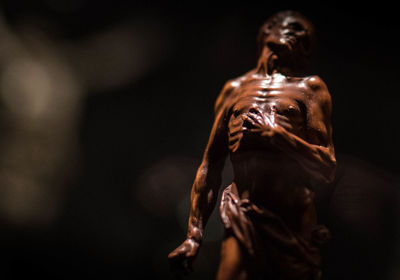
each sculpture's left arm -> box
[271,76,336,183]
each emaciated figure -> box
[169,11,336,280]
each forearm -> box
[272,128,336,182]
[186,160,223,243]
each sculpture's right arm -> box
[168,107,229,272]
[187,108,228,243]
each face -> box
[263,15,312,56]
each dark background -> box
[0,1,399,279]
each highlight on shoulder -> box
[214,77,243,114]
[304,75,327,91]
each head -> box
[257,11,315,70]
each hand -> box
[168,238,200,277]
[241,110,277,137]
[241,109,290,145]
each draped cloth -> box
[219,184,330,280]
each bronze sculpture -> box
[169,11,336,280]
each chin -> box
[267,41,292,55]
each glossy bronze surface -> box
[169,11,336,279]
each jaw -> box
[258,41,306,76]
[266,39,294,57]
[264,46,306,76]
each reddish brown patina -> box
[169,11,336,280]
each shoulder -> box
[301,75,331,103]
[214,72,251,114]
[303,75,328,91]
[222,70,254,91]
[221,69,256,93]
[222,78,241,93]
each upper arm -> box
[192,80,235,193]
[214,79,239,115]
[305,76,335,154]
[206,79,239,161]
[193,105,229,194]
[203,107,229,164]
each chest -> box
[231,83,307,121]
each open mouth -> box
[267,41,291,53]
[266,35,296,53]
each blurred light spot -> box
[0,170,59,226]
[135,155,231,242]
[0,23,82,227]
[1,58,53,121]
[71,16,174,91]
[134,156,197,218]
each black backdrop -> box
[0,1,399,279]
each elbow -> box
[192,164,208,193]
[324,156,337,183]
[192,161,221,194]
[310,155,337,184]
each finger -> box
[230,118,242,126]
[241,114,257,125]
[229,138,240,148]
[279,122,293,131]
[246,112,264,125]
[229,126,246,136]
[275,115,291,122]
[249,128,273,138]
[261,129,274,137]
[229,133,244,142]
[248,128,264,133]
[275,115,290,125]
[274,118,293,130]
[229,142,240,152]
[168,248,183,259]
[229,131,243,139]
[229,134,240,142]
[264,115,276,128]
[242,115,261,128]
[168,251,177,259]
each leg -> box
[215,235,250,280]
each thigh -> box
[215,234,251,280]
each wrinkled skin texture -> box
[169,11,336,279]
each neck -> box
[256,47,305,77]
[256,47,277,76]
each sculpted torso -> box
[220,71,326,230]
